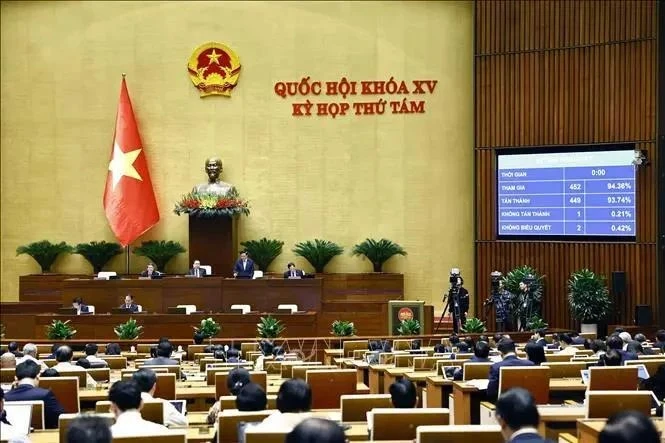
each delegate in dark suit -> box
[139,270,162,278]
[188,267,207,277]
[487,354,535,399]
[143,356,179,366]
[283,269,304,278]
[508,431,548,443]
[119,303,139,313]
[233,256,255,278]
[5,384,65,429]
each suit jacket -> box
[233,259,254,278]
[487,355,535,399]
[509,432,549,443]
[572,336,586,345]
[119,303,139,313]
[283,269,304,278]
[5,384,65,429]
[618,349,639,362]
[143,356,179,366]
[188,267,207,277]
[139,270,162,278]
[654,341,665,351]
[535,338,547,347]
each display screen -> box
[497,148,636,239]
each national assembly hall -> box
[0,1,664,443]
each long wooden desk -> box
[61,277,323,314]
[576,418,665,443]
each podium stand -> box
[188,215,237,277]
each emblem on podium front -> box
[187,42,241,97]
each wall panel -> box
[474,0,659,329]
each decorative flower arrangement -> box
[174,188,250,218]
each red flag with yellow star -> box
[103,77,159,246]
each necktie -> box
[196,269,199,277]
[292,270,295,277]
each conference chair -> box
[370,408,450,441]
[95,400,164,424]
[0,368,15,383]
[545,354,574,363]
[625,358,665,375]
[417,425,503,443]
[121,372,176,400]
[141,364,181,380]
[187,345,208,361]
[341,340,368,358]
[57,370,87,388]
[585,391,653,418]
[99,356,127,369]
[113,435,186,443]
[379,353,395,365]
[243,429,287,443]
[394,354,416,368]
[58,413,114,443]
[40,376,79,413]
[352,349,367,360]
[240,342,259,359]
[215,371,267,399]
[340,394,392,421]
[541,362,588,378]
[217,410,272,443]
[413,356,444,371]
[219,394,278,410]
[463,362,493,381]
[4,399,43,430]
[281,361,321,378]
[292,365,337,380]
[306,369,356,409]
[588,366,638,391]
[498,367,551,404]
[264,360,283,375]
[43,359,57,368]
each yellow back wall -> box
[1,1,474,309]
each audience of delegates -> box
[52,345,96,388]
[591,339,607,357]
[143,342,179,366]
[570,331,586,345]
[598,410,660,443]
[487,339,535,400]
[633,334,654,355]
[256,378,312,431]
[530,329,547,347]
[105,343,122,356]
[389,379,418,408]
[132,368,187,427]
[7,342,23,358]
[606,335,638,363]
[618,332,633,348]
[626,341,645,356]
[236,383,268,411]
[84,344,109,367]
[524,342,546,366]
[558,334,577,355]
[206,367,254,424]
[108,380,170,437]
[599,349,623,367]
[66,415,112,443]
[16,343,48,371]
[495,388,547,443]
[286,418,346,443]
[0,387,30,443]
[4,360,64,428]
[0,352,16,369]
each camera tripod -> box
[437,286,462,333]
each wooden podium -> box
[188,215,238,277]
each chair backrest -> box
[57,370,88,388]
[141,365,181,379]
[379,353,395,365]
[340,394,392,421]
[0,367,15,383]
[4,399,44,430]
[121,367,169,378]
[586,391,653,418]
[87,367,111,382]
[306,369,356,409]
[342,340,368,358]
[499,367,551,404]
[215,371,267,399]
[588,366,638,391]
[413,357,443,371]
[217,410,272,443]
[393,340,412,351]
[417,425,504,443]
[264,360,282,375]
[100,356,128,369]
[40,376,80,413]
[58,413,115,443]
[463,362,493,381]
[187,345,208,361]
[219,394,278,410]
[243,428,288,443]
[94,400,164,424]
[372,408,450,441]
[395,354,416,367]
[240,342,260,359]
[154,373,177,400]
[113,434,186,443]
[625,358,665,376]
[542,362,588,378]
[545,353,574,363]
[292,365,337,380]
[43,359,57,368]
[281,361,321,378]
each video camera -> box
[449,268,461,287]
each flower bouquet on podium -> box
[174,188,250,218]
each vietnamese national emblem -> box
[187,42,241,97]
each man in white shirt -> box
[16,343,48,371]
[558,334,578,355]
[132,368,187,427]
[255,379,312,432]
[495,388,547,443]
[51,345,96,388]
[83,344,108,367]
[109,379,177,437]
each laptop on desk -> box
[57,307,77,315]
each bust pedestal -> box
[188,216,238,277]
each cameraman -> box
[487,279,512,332]
[452,276,470,330]
[517,279,535,331]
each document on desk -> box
[466,379,490,390]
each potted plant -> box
[193,318,221,344]
[74,241,123,273]
[526,315,549,331]
[45,320,76,340]
[257,316,285,339]
[568,269,611,335]
[240,238,284,271]
[462,317,487,333]
[114,318,144,340]
[351,238,407,272]
[16,240,73,273]
[397,319,421,335]
[331,320,357,337]
[133,240,186,272]
[292,239,343,273]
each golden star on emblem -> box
[108,143,143,189]
[207,49,221,65]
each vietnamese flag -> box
[103,76,159,246]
